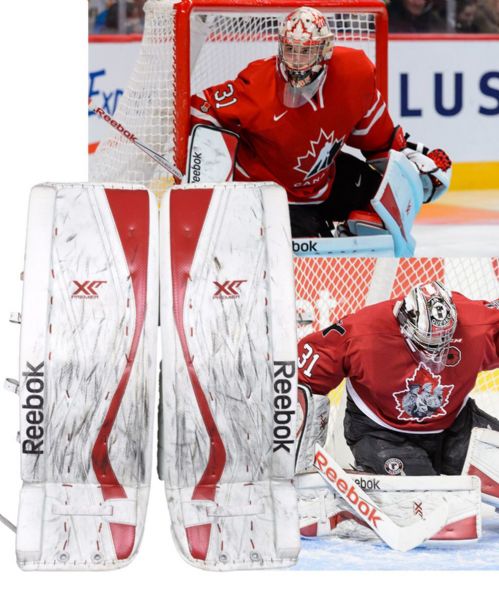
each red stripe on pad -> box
[186,524,212,561]
[469,464,499,498]
[169,187,227,560]
[431,515,478,541]
[300,523,318,537]
[379,184,407,241]
[91,188,150,559]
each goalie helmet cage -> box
[293,257,499,466]
[90,0,388,196]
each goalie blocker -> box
[8,183,158,570]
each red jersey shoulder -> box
[338,298,400,339]
[453,292,499,327]
[328,47,376,91]
[236,57,277,87]
[224,57,278,126]
[322,46,378,126]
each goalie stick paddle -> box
[313,444,449,552]
[88,99,183,182]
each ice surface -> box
[294,516,499,570]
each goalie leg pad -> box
[296,471,482,544]
[463,428,499,507]
[159,182,300,570]
[15,183,158,570]
[370,150,424,257]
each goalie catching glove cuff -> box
[402,145,452,204]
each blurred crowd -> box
[88,0,499,35]
[388,0,499,33]
[89,0,145,34]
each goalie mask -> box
[393,282,457,374]
[277,7,334,108]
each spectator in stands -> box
[388,0,447,32]
[92,0,114,33]
[93,0,145,34]
[474,0,499,32]
[456,0,482,31]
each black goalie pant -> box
[289,152,382,238]
[343,397,499,475]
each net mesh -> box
[90,0,177,197]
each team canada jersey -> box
[190,48,396,205]
[298,293,499,433]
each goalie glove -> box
[402,143,452,204]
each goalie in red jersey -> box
[297,282,499,485]
[190,6,452,238]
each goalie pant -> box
[344,397,499,476]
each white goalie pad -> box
[14,183,158,570]
[463,428,499,508]
[296,471,481,545]
[159,182,300,570]
[370,150,424,257]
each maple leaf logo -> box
[393,363,454,423]
[294,129,345,180]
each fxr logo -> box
[72,280,107,298]
[213,280,247,299]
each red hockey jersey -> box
[190,48,396,205]
[298,293,499,433]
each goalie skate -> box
[159,182,300,570]
[12,183,158,570]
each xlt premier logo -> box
[72,280,107,299]
[213,280,247,299]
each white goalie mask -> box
[393,282,458,374]
[277,6,335,108]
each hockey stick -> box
[0,513,16,533]
[88,99,183,182]
[314,444,449,551]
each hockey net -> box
[294,257,499,466]
[90,0,388,196]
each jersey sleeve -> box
[480,299,499,371]
[298,320,350,395]
[190,63,257,133]
[344,59,399,157]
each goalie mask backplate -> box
[159,182,300,570]
[15,183,158,570]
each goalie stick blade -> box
[313,445,449,552]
